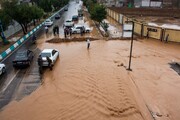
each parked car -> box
[64,19,74,27]
[13,50,34,68]
[44,19,53,26]
[71,25,91,33]
[64,6,68,11]
[72,15,78,21]
[40,49,59,67]
[55,14,60,19]
[0,63,6,75]
[71,25,85,33]
[85,26,91,33]
[78,9,83,17]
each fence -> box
[106,8,180,42]
[0,6,66,61]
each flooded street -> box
[0,36,180,120]
[0,1,180,119]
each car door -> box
[0,67,2,75]
[51,50,56,64]
[27,50,33,61]
[52,50,58,62]
[29,51,33,60]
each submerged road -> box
[0,1,81,109]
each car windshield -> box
[46,20,51,22]
[66,20,71,22]
[41,53,51,57]
[16,52,27,58]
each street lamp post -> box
[127,21,134,71]
[0,20,9,45]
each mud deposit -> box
[0,38,180,120]
[46,37,99,43]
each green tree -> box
[13,4,33,34]
[90,4,107,24]
[0,10,11,32]
[2,0,44,34]
[0,10,11,44]
[38,0,52,13]
[51,0,62,10]
[86,0,94,11]
[30,5,44,26]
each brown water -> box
[0,38,180,120]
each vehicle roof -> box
[42,49,54,53]
[0,63,5,65]
[72,15,78,17]
[17,50,28,54]
[46,19,51,21]
[0,63,5,67]
[66,19,72,21]
[74,24,84,27]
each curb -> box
[0,6,66,61]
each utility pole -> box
[127,21,134,71]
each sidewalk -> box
[0,21,43,54]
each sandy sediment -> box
[0,40,154,120]
[0,38,179,120]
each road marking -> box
[1,70,20,93]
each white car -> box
[0,63,6,75]
[44,19,53,26]
[40,49,59,67]
[64,19,74,27]
[85,27,91,33]
[71,25,91,33]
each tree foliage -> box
[2,0,44,34]
[30,5,44,25]
[90,4,106,23]
[31,0,69,11]
[38,0,52,13]
[0,10,11,31]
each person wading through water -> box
[45,26,48,34]
[46,56,52,70]
[87,38,90,49]
[32,33,36,44]
[38,55,43,74]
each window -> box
[41,53,51,57]
[52,50,57,56]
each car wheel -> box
[2,67,6,73]
[13,65,18,69]
[57,54,60,60]
[28,61,31,66]
[86,30,90,33]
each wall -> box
[143,25,162,39]
[164,29,180,42]
[106,7,180,42]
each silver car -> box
[0,63,6,75]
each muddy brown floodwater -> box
[0,36,180,120]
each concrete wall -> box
[106,7,180,43]
[164,29,180,42]
[134,22,142,35]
